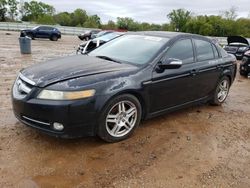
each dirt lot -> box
[0,31,250,188]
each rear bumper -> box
[12,96,98,138]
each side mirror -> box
[158,58,182,71]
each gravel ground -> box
[0,31,250,188]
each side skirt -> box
[146,96,210,119]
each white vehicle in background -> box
[76,32,124,54]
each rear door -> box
[36,27,50,38]
[192,38,222,99]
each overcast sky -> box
[38,0,250,24]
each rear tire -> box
[210,76,230,106]
[97,94,142,142]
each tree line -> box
[0,0,250,37]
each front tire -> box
[97,94,142,142]
[27,33,34,40]
[50,35,58,41]
[210,76,230,105]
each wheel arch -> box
[99,89,147,121]
[221,69,232,86]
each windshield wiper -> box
[96,55,122,64]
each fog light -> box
[53,122,64,131]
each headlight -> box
[37,89,95,100]
[238,47,247,51]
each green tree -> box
[102,20,116,30]
[150,23,162,31]
[167,9,192,32]
[7,0,18,20]
[84,14,101,28]
[54,12,71,26]
[0,0,7,21]
[36,14,55,25]
[117,17,133,30]
[70,8,88,26]
[116,17,140,31]
[237,18,250,37]
[140,22,151,31]
[161,23,171,31]
[22,1,55,21]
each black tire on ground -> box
[97,94,142,142]
[210,76,230,106]
[50,35,58,41]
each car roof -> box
[37,26,56,29]
[126,31,209,40]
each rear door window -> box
[194,39,214,61]
[165,39,194,64]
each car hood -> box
[21,55,137,87]
[227,36,249,45]
[21,29,32,32]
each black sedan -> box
[12,31,237,142]
[78,29,101,41]
[20,26,61,41]
[224,36,249,60]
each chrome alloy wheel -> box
[106,100,138,138]
[217,79,229,103]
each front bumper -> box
[12,96,98,138]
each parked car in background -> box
[240,50,250,77]
[76,32,124,54]
[78,29,101,41]
[90,30,114,39]
[12,31,237,142]
[20,26,61,41]
[224,36,250,60]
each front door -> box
[146,38,198,113]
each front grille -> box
[13,73,35,99]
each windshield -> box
[89,35,168,65]
[94,33,121,42]
[32,26,39,30]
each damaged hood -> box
[21,55,137,87]
[227,36,249,45]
